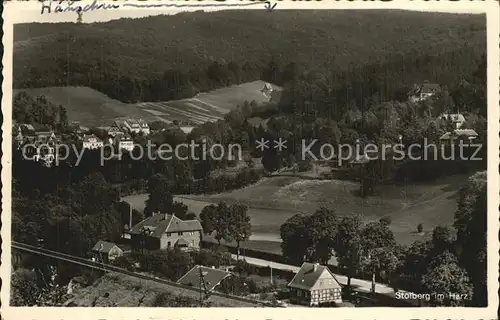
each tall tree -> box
[280,213,310,264]
[360,221,396,292]
[454,171,487,306]
[144,176,174,217]
[304,207,338,264]
[333,215,362,291]
[228,204,252,260]
[421,251,473,306]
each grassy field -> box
[14,87,159,127]
[16,81,280,127]
[122,174,468,247]
[194,80,282,111]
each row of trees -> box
[13,92,69,131]
[279,171,487,306]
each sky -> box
[4,0,491,24]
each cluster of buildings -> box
[13,124,63,167]
[407,82,479,144]
[91,208,344,307]
[437,113,478,144]
[13,119,152,166]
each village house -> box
[33,124,56,141]
[137,119,151,135]
[82,134,104,150]
[101,125,125,137]
[91,240,124,263]
[438,113,466,130]
[124,119,150,135]
[288,262,343,306]
[16,124,63,166]
[439,128,479,145]
[129,213,203,252]
[177,265,233,291]
[408,82,441,102]
[261,82,274,98]
[114,134,135,152]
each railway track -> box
[12,241,277,307]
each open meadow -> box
[122,173,468,251]
[15,81,281,127]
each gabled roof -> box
[439,113,466,123]
[288,262,342,291]
[177,265,232,291]
[129,214,202,238]
[83,134,102,143]
[91,240,122,254]
[455,129,478,136]
[137,119,149,128]
[409,83,441,96]
[126,119,141,128]
[420,83,441,94]
[32,123,52,133]
[440,129,478,140]
[20,124,35,132]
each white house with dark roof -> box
[287,262,342,306]
[82,134,104,150]
[440,128,479,144]
[114,134,135,152]
[124,119,150,135]
[129,213,203,252]
[91,240,123,263]
[408,83,441,102]
[438,113,466,130]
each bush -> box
[111,256,135,271]
[151,292,199,307]
[217,276,257,296]
[417,223,423,233]
[379,216,392,226]
[192,248,232,268]
[233,260,258,276]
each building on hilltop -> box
[129,213,203,252]
[408,82,441,102]
[287,262,342,306]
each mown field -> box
[13,87,159,126]
[15,81,281,127]
[122,174,468,249]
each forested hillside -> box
[14,10,485,104]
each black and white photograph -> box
[1,0,498,318]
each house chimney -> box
[212,266,215,269]
[313,263,319,272]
